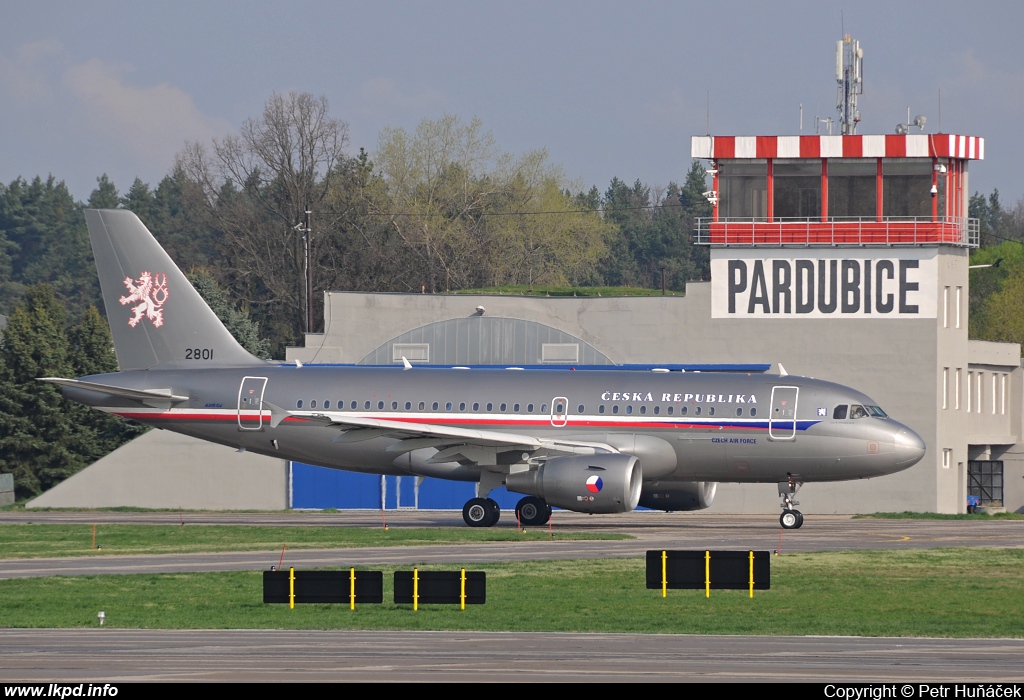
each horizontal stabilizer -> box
[39,377,189,408]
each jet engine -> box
[638,481,717,512]
[505,454,642,514]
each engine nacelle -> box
[638,481,717,512]
[505,454,642,514]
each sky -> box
[2,1,1021,206]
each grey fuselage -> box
[68,365,925,487]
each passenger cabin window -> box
[500,403,507,412]
[296,400,303,408]
[351,401,357,409]
[599,405,606,414]
[750,408,757,417]
[613,406,620,414]
[446,402,452,411]
[654,406,660,415]
[324,400,330,409]
[736,408,743,416]
[310,400,317,408]
[833,405,848,420]
[487,403,493,411]
[378,401,385,410]
[708,406,715,416]
[364,401,371,409]
[460,402,466,411]
[473,402,480,411]
[626,406,633,414]
[418,401,425,410]
[577,404,585,413]
[405,402,411,410]
[432,402,439,410]
[513,403,520,412]
[392,401,398,410]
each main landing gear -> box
[778,477,804,530]
[463,497,500,527]
[515,496,552,527]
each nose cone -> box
[894,427,926,469]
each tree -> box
[177,92,352,345]
[0,176,98,317]
[189,269,272,359]
[0,287,145,500]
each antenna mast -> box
[836,34,863,135]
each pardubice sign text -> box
[710,249,937,319]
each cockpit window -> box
[849,404,867,419]
[866,405,887,418]
[833,405,848,420]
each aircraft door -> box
[238,376,268,430]
[550,396,568,427]
[769,386,798,440]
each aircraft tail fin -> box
[84,209,266,371]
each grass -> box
[857,511,1024,520]
[0,548,1021,637]
[0,524,629,559]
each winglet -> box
[778,363,788,377]
[402,356,412,370]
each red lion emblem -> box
[120,271,169,328]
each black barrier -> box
[394,569,486,607]
[645,550,770,597]
[263,569,384,605]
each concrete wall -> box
[26,430,289,510]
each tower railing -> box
[694,217,979,247]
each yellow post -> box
[460,568,466,610]
[350,567,356,610]
[413,567,419,611]
[749,551,755,599]
[661,551,667,598]
[289,567,295,609]
[91,524,96,550]
[704,550,711,598]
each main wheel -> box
[516,496,552,526]
[485,498,501,527]
[463,498,491,527]
[780,510,801,529]
[795,511,804,528]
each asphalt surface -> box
[2,511,1022,682]
[3,629,1024,683]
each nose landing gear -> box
[778,477,804,529]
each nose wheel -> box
[463,497,500,527]
[778,477,805,529]
[780,510,804,529]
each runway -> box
[2,512,1022,682]
[2,629,1023,682]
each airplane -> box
[41,209,927,530]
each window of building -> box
[956,286,962,328]
[955,368,961,410]
[942,448,952,469]
[719,160,767,219]
[943,287,950,328]
[773,159,821,219]
[942,368,949,409]
[827,159,876,218]
[882,159,934,218]
[968,461,1004,507]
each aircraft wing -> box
[289,410,618,461]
